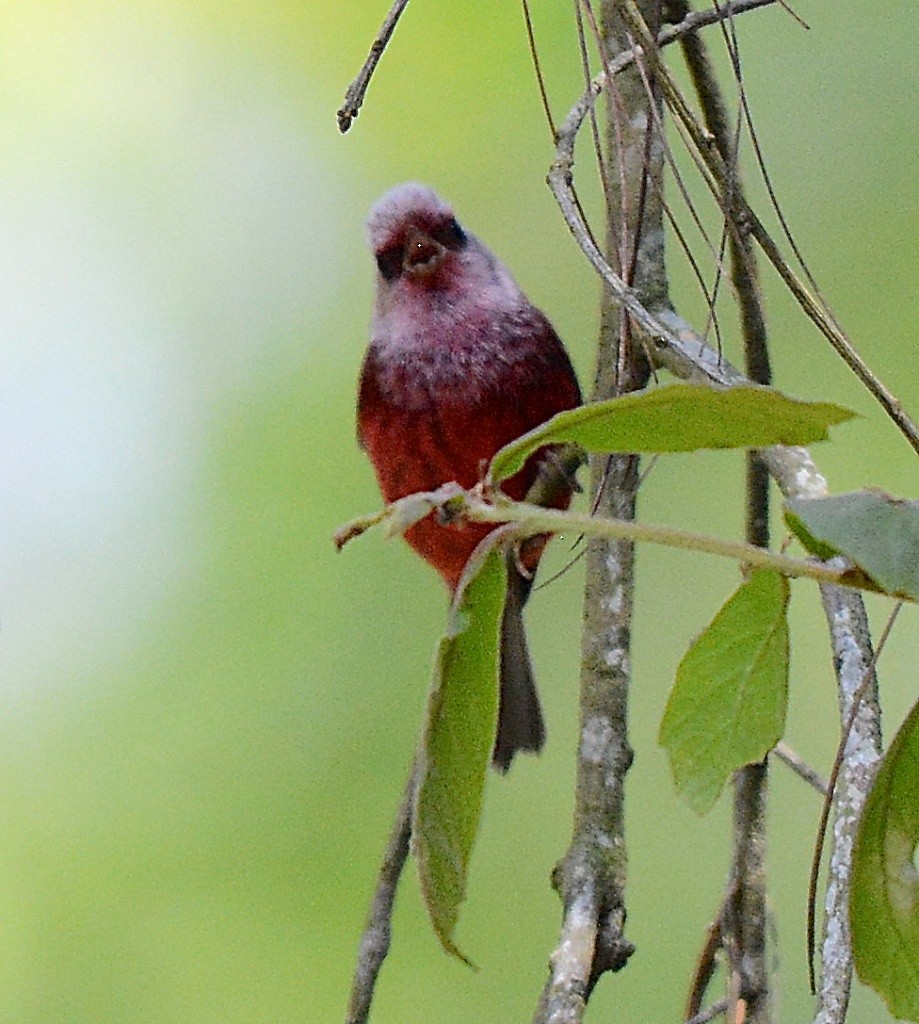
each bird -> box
[357,183,582,770]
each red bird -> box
[357,183,581,770]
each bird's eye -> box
[430,217,467,251]
[375,247,403,281]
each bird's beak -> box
[403,226,447,277]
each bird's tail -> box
[492,564,545,772]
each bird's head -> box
[367,183,469,287]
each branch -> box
[723,761,769,1023]
[337,0,411,133]
[611,0,919,455]
[344,762,417,1024]
[549,0,919,455]
[638,315,884,1024]
[809,595,886,1024]
[533,0,667,1015]
[545,5,888,1021]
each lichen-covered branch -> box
[534,0,667,1017]
[812,588,882,1024]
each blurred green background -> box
[0,2,915,1021]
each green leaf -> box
[852,698,919,1021]
[488,382,854,484]
[659,569,790,814]
[412,531,508,962]
[786,491,919,601]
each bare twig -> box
[685,910,725,1020]
[677,3,771,387]
[550,0,918,454]
[572,0,613,217]
[337,0,411,133]
[549,2,778,369]
[724,761,770,1022]
[521,0,558,139]
[345,761,418,1024]
[773,741,828,796]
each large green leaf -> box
[412,532,508,962]
[659,569,790,814]
[786,491,919,601]
[851,698,919,1021]
[488,383,853,484]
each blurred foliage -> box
[0,1,915,1022]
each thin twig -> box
[469,500,871,590]
[573,0,612,210]
[685,910,725,1020]
[686,997,730,1024]
[549,3,778,369]
[773,741,828,796]
[775,0,809,29]
[345,761,418,1024]
[679,3,770,386]
[551,0,918,454]
[337,0,411,133]
[522,0,558,139]
[340,488,890,595]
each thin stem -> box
[338,489,892,596]
[469,499,868,590]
